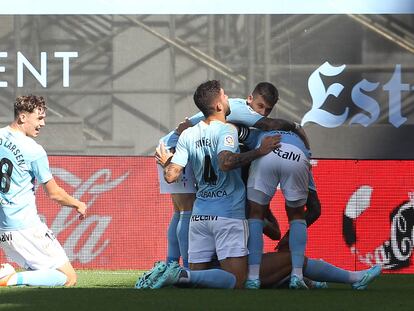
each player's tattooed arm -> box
[218,150,261,171]
[155,142,184,183]
[164,163,184,184]
[218,134,281,171]
[155,142,174,166]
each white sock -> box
[6,274,18,286]
[247,265,260,280]
[291,267,303,279]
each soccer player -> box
[259,217,381,290]
[263,256,381,290]
[137,80,280,289]
[137,215,382,290]
[242,128,313,289]
[154,211,380,290]
[0,95,87,287]
[274,187,321,252]
[158,118,196,268]
[157,82,306,269]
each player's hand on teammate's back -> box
[258,134,281,155]
[155,142,174,167]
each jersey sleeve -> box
[160,111,205,150]
[160,130,179,150]
[217,124,239,154]
[189,111,205,125]
[171,133,189,168]
[31,150,53,184]
[227,98,264,127]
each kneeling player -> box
[0,95,87,287]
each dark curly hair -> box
[14,95,47,119]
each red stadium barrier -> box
[1,156,413,273]
[271,159,414,274]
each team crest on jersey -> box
[224,135,235,147]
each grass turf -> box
[0,271,413,311]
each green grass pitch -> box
[0,271,413,311]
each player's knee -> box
[227,273,237,289]
[248,206,265,219]
[286,202,306,220]
[247,201,267,219]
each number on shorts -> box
[0,158,13,193]
[203,155,217,185]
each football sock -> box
[247,219,264,280]
[182,269,236,289]
[8,269,67,286]
[167,211,180,263]
[304,259,365,284]
[289,219,307,279]
[177,211,191,268]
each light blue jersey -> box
[172,121,246,219]
[243,129,317,191]
[244,129,310,157]
[160,98,263,149]
[0,127,52,230]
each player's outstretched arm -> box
[43,178,87,220]
[304,189,322,227]
[263,206,281,241]
[218,134,281,171]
